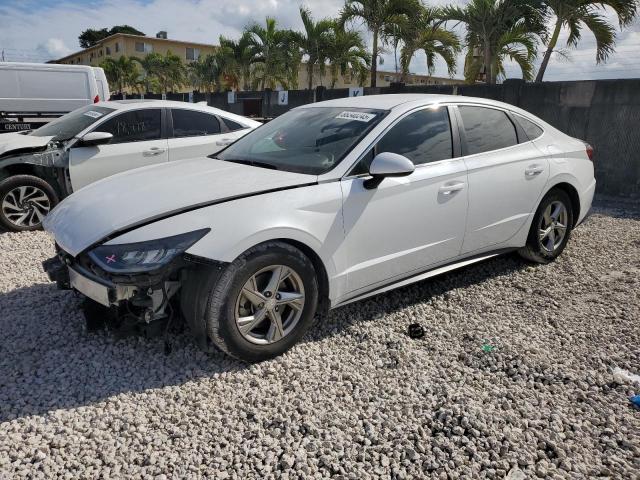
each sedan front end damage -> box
[42,229,212,338]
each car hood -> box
[0,133,55,158]
[44,157,317,256]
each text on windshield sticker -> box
[83,111,104,119]
[335,111,376,122]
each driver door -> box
[338,106,469,297]
[69,108,168,191]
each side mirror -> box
[364,151,415,189]
[77,131,113,147]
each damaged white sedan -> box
[43,94,596,362]
[0,101,259,231]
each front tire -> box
[0,175,59,232]
[519,188,574,264]
[205,241,319,362]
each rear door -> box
[167,108,241,161]
[69,108,168,190]
[457,105,549,254]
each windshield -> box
[216,107,387,175]
[29,105,115,141]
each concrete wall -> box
[122,79,640,197]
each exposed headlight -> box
[88,229,210,273]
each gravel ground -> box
[1,200,639,479]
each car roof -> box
[95,100,261,126]
[304,93,519,112]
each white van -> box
[0,62,110,115]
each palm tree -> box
[326,24,371,87]
[535,0,639,82]
[219,33,254,90]
[464,20,539,82]
[340,0,418,87]
[133,51,186,93]
[246,18,302,90]
[188,54,220,92]
[299,7,334,89]
[393,6,461,83]
[442,0,545,84]
[132,52,164,92]
[100,56,139,93]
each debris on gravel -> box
[1,202,639,479]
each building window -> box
[186,47,200,61]
[98,49,103,57]
[106,46,111,55]
[115,42,120,53]
[135,42,153,53]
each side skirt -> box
[331,249,515,309]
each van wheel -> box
[204,241,319,362]
[0,175,59,232]
[519,188,574,264]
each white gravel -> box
[1,201,639,479]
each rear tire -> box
[0,175,59,232]
[519,188,574,264]
[204,241,319,362]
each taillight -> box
[93,95,100,103]
[585,144,594,162]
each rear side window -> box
[459,106,518,155]
[97,109,161,144]
[377,107,453,165]
[514,114,544,141]
[220,117,247,132]
[171,109,220,137]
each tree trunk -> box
[371,28,379,88]
[307,61,314,90]
[484,39,493,85]
[535,19,562,83]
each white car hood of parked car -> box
[0,132,55,157]
[44,157,317,257]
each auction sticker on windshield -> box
[335,111,376,122]
[83,111,104,119]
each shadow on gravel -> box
[0,283,247,422]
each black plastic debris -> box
[408,323,425,339]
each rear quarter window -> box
[514,114,544,141]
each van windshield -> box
[29,105,115,141]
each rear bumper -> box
[576,178,596,226]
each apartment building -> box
[55,32,217,67]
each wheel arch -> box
[544,181,580,228]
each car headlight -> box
[88,229,210,273]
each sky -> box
[1,0,639,82]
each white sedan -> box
[43,94,596,362]
[0,100,260,231]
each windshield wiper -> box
[221,158,279,170]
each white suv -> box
[43,94,596,362]
[0,100,260,231]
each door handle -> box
[216,138,234,146]
[439,182,465,196]
[525,165,544,177]
[143,147,165,157]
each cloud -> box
[0,0,638,80]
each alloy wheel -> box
[234,265,306,345]
[538,200,568,253]
[1,186,51,228]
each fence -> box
[113,79,640,197]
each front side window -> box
[377,107,453,166]
[216,107,387,175]
[96,109,161,144]
[171,109,220,137]
[459,106,518,155]
[28,105,115,141]
[514,114,544,141]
